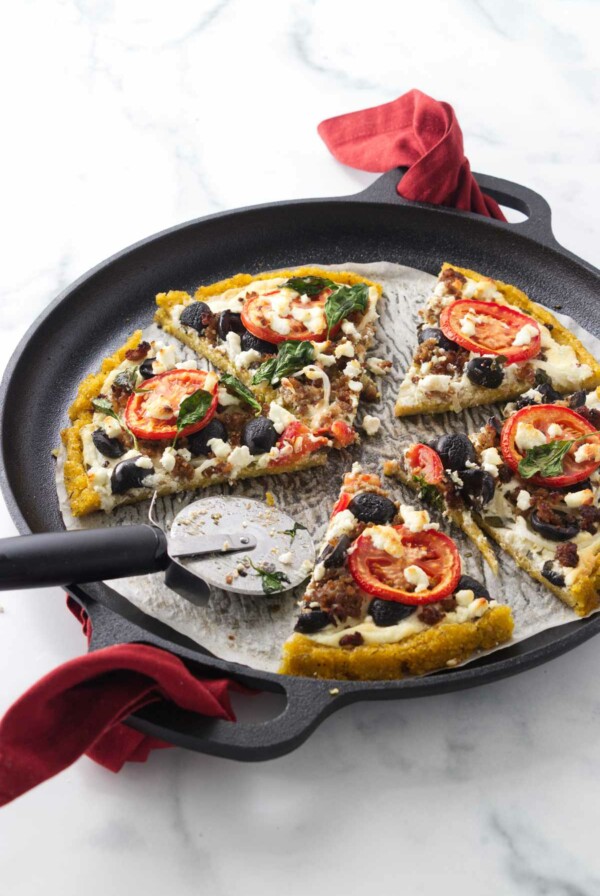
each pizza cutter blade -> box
[0,494,315,604]
[165,495,315,601]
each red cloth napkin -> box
[318,89,506,220]
[0,599,242,806]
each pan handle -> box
[129,672,342,761]
[0,525,170,590]
[350,167,559,248]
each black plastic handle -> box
[350,167,559,249]
[0,525,169,590]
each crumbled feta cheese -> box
[89,466,110,487]
[228,445,253,474]
[207,438,231,459]
[279,552,293,565]
[175,359,198,370]
[481,447,502,467]
[313,349,336,367]
[515,422,546,452]
[404,565,430,593]
[103,415,122,438]
[516,489,532,511]
[160,447,177,473]
[400,505,438,533]
[419,374,453,393]
[153,344,178,374]
[564,488,594,508]
[268,401,297,434]
[586,389,600,410]
[362,415,381,436]
[344,359,362,379]
[225,331,242,361]
[459,313,478,337]
[235,349,262,370]
[341,320,361,340]
[547,423,563,439]
[366,357,390,376]
[312,562,326,582]
[455,589,475,607]
[217,386,240,407]
[328,509,357,540]
[512,323,539,347]
[367,526,405,557]
[349,380,363,392]
[269,315,291,336]
[574,443,600,464]
[134,455,154,470]
[334,340,355,359]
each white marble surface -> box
[1,1,600,892]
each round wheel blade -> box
[170,496,315,595]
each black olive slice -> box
[466,357,505,389]
[111,458,153,494]
[530,510,580,542]
[217,310,245,340]
[92,429,126,459]
[180,301,213,334]
[417,326,459,352]
[542,560,566,587]
[186,419,228,457]
[241,417,278,455]
[459,469,495,510]
[319,534,353,568]
[347,492,397,524]
[240,330,277,354]
[456,574,490,600]
[294,608,331,634]
[369,599,414,627]
[431,433,475,471]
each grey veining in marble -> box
[0,1,599,894]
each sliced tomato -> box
[500,404,600,486]
[270,421,329,466]
[332,492,350,516]
[405,443,444,484]
[125,369,218,441]
[348,526,461,605]
[440,299,541,364]
[241,287,337,344]
[328,420,356,448]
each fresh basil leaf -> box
[280,521,307,542]
[324,283,369,336]
[518,439,574,479]
[220,373,261,413]
[92,397,120,422]
[248,559,291,594]
[412,474,443,510]
[252,340,315,386]
[280,276,336,297]
[172,389,213,448]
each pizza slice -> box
[155,267,383,449]
[395,263,600,417]
[385,385,600,616]
[61,332,329,516]
[279,464,513,679]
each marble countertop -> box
[1,1,599,892]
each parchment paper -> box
[56,262,600,674]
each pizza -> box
[280,464,513,679]
[154,267,384,449]
[395,263,600,417]
[61,332,330,516]
[385,385,600,616]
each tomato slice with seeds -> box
[405,443,444,484]
[440,299,541,363]
[348,526,461,605]
[270,421,329,466]
[500,404,600,487]
[241,287,337,344]
[125,369,218,441]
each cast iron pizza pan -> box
[1,169,599,760]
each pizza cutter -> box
[0,495,315,605]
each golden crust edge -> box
[60,331,144,517]
[279,605,514,680]
[394,263,600,417]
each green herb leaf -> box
[280,521,307,542]
[91,397,120,423]
[518,428,600,479]
[252,340,315,386]
[412,474,443,511]
[324,283,369,337]
[248,559,291,594]
[280,276,337,297]
[220,373,261,413]
[173,388,213,447]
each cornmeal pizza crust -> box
[280,606,514,680]
[383,460,599,617]
[155,267,383,401]
[394,263,600,417]
[60,330,328,518]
